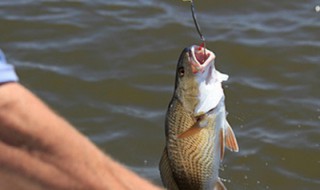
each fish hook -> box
[183,0,207,59]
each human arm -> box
[0,51,162,190]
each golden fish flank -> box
[159,45,239,190]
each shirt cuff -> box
[0,49,19,84]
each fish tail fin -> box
[225,121,239,152]
[214,178,227,190]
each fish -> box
[159,45,239,190]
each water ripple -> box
[1,0,319,189]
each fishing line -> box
[183,0,207,61]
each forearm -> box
[0,82,98,189]
[0,83,161,190]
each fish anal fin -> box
[214,178,227,190]
[177,125,203,139]
[225,122,239,152]
[219,129,225,161]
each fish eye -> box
[178,67,185,77]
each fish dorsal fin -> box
[214,178,227,190]
[219,129,225,161]
[177,114,206,139]
[225,121,239,152]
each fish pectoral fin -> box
[214,178,227,190]
[177,124,204,139]
[177,114,206,139]
[225,121,239,152]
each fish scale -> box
[160,46,238,190]
[163,99,220,190]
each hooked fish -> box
[159,45,239,190]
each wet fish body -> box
[159,45,239,190]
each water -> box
[1,0,319,189]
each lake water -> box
[1,0,319,189]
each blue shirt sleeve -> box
[0,49,19,83]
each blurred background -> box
[1,0,319,189]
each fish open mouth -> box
[195,46,208,65]
[190,45,215,73]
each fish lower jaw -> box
[190,45,215,68]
